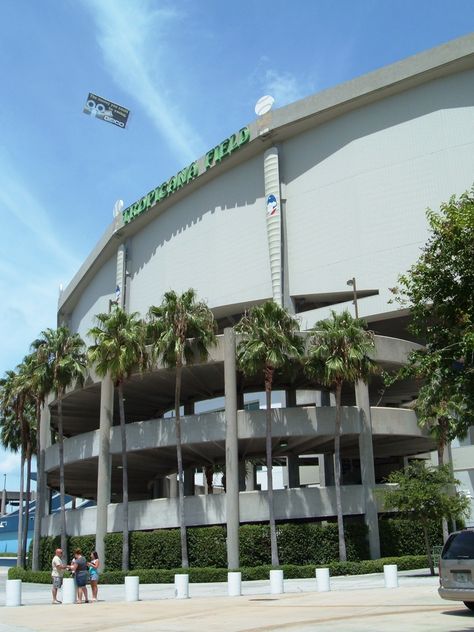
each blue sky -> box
[1,0,473,489]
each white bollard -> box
[384,564,398,588]
[62,577,76,604]
[5,579,22,607]
[125,576,140,601]
[228,571,242,596]
[270,569,284,594]
[316,567,331,592]
[175,573,189,599]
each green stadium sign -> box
[123,126,250,225]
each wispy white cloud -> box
[0,149,79,271]
[249,57,316,109]
[262,69,308,107]
[0,151,80,375]
[84,0,203,165]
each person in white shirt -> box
[51,548,67,604]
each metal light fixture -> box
[346,277,359,318]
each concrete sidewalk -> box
[1,568,472,631]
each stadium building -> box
[39,34,474,565]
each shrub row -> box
[379,518,443,557]
[10,554,428,584]
[29,518,442,572]
[30,522,369,571]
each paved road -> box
[1,568,472,631]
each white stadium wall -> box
[126,154,272,316]
[68,253,117,344]
[283,68,474,323]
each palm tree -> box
[0,371,23,566]
[22,350,51,571]
[0,367,37,568]
[32,328,86,555]
[305,310,377,562]
[88,307,148,571]
[235,300,304,567]
[148,289,217,568]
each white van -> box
[438,529,474,611]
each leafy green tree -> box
[381,461,470,575]
[388,188,474,538]
[32,328,86,555]
[305,310,377,562]
[235,300,303,566]
[148,289,217,568]
[390,188,474,448]
[88,308,148,571]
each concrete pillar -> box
[183,402,194,416]
[224,328,240,569]
[0,488,6,516]
[285,389,297,408]
[39,404,51,517]
[32,402,51,569]
[169,474,178,498]
[317,455,326,487]
[287,455,300,488]
[95,373,114,567]
[183,468,195,496]
[245,462,256,491]
[323,454,335,486]
[355,380,380,559]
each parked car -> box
[439,529,474,610]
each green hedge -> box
[9,555,428,584]
[379,518,443,557]
[29,518,442,572]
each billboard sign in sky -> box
[83,93,130,129]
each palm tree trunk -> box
[334,382,347,562]
[32,404,42,571]
[437,440,449,543]
[57,395,67,555]
[16,449,25,568]
[265,367,279,567]
[22,444,32,568]
[423,521,435,575]
[118,382,129,572]
[175,364,188,568]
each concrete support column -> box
[183,402,194,416]
[95,373,114,567]
[238,461,247,492]
[183,468,195,496]
[0,488,6,515]
[324,454,335,486]
[285,389,297,408]
[245,462,256,491]
[32,400,51,569]
[356,380,380,559]
[168,475,178,498]
[39,404,51,518]
[287,455,300,488]
[224,328,239,569]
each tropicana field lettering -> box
[122,126,250,225]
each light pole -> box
[347,277,359,319]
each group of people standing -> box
[51,548,100,604]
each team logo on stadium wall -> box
[266,194,278,216]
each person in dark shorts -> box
[70,548,89,604]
